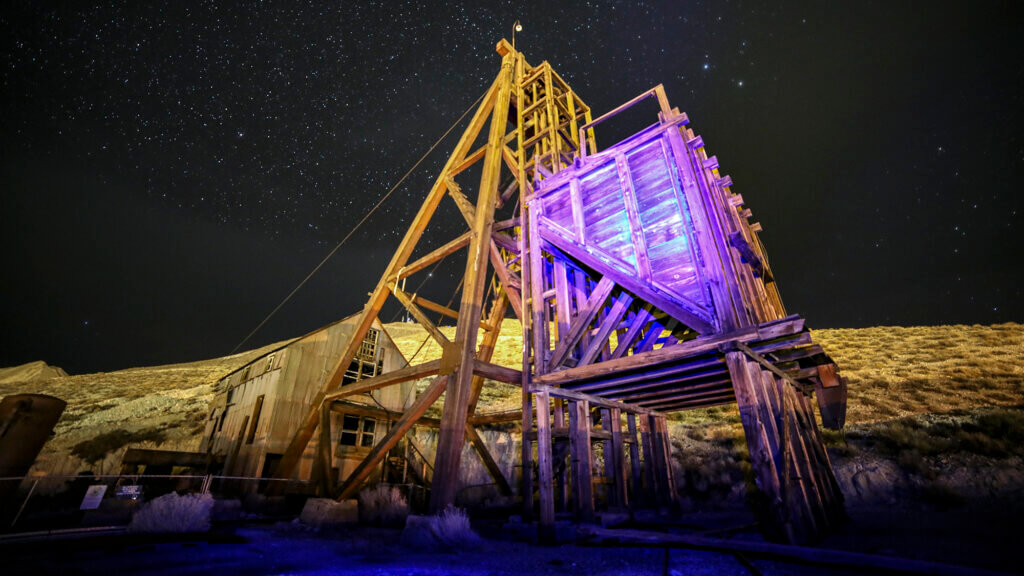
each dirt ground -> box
[3,523,863,576]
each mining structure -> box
[250,38,848,545]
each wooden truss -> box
[271,38,847,545]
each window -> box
[226,386,236,404]
[343,328,385,384]
[217,408,228,432]
[265,354,275,372]
[339,414,378,448]
[240,366,251,382]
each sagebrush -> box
[358,484,409,525]
[127,492,214,533]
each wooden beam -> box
[540,232,715,334]
[488,241,523,319]
[390,285,451,347]
[568,399,595,522]
[466,423,513,496]
[472,359,522,385]
[533,317,804,387]
[393,231,472,282]
[316,405,333,496]
[335,376,448,500]
[626,413,643,505]
[535,389,555,542]
[577,291,633,367]
[322,360,441,402]
[547,276,616,370]
[329,400,441,428]
[430,44,516,513]
[610,306,654,360]
[446,178,477,227]
[609,407,628,509]
[530,383,653,416]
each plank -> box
[547,276,616,370]
[393,231,472,281]
[626,413,643,505]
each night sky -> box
[2,1,1021,375]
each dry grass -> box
[127,492,214,533]
[813,323,1023,425]
[358,485,410,526]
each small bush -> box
[127,492,214,533]
[401,507,481,551]
[358,485,409,526]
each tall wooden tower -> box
[272,39,847,545]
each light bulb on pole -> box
[513,20,522,50]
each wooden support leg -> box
[656,415,678,509]
[627,413,643,506]
[725,351,793,543]
[610,408,628,510]
[568,399,595,522]
[316,405,333,496]
[639,413,657,507]
[600,408,615,508]
[535,390,555,543]
[521,387,534,521]
[647,413,671,509]
[466,423,512,496]
[553,397,569,512]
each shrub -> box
[358,485,409,526]
[127,492,214,533]
[401,507,481,551]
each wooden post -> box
[429,44,516,514]
[316,404,333,496]
[553,397,569,511]
[568,399,595,522]
[609,407,628,509]
[656,415,678,508]
[626,413,643,505]
[521,388,534,520]
[535,390,555,542]
[638,412,657,506]
[600,408,614,507]
[725,350,793,543]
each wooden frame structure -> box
[271,38,847,545]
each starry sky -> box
[2,1,1021,375]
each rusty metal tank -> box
[0,394,66,499]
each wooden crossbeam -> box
[530,383,654,416]
[547,276,616,371]
[487,241,523,319]
[390,285,451,347]
[329,400,441,428]
[466,423,513,496]
[393,232,472,282]
[322,360,441,402]
[534,316,804,387]
[577,291,634,366]
[472,358,522,385]
[446,178,477,227]
[610,306,654,359]
[335,375,448,500]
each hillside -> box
[1,322,1021,504]
[0,360,68,384]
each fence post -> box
[11,478,38,528]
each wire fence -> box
[0,473,312,534]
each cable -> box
[229,88,489,355]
